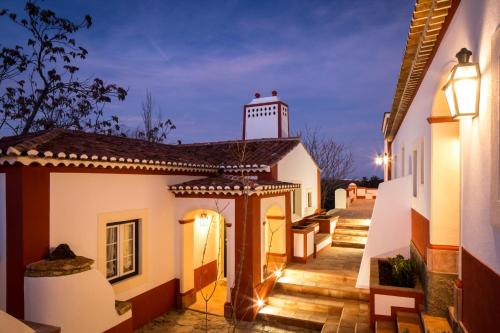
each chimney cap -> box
[254,92,261,98]
[272,90,278,96]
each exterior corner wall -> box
[277,143,319,219]
[49,172,202,304]
[357,176,412,288]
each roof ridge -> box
[179,136,301,147]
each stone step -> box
[257,305,329,331]
[375,320,396,333]
[334,229,369,237]
[331,236,366,249]
[276,277,370,302]
[332,234,367,243]
[335,223,370,231]
[397,311,422,333]
[283,268,358,286]
[267,289,344,315]
[354,323,371,333]
[421,313,452,333]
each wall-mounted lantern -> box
[374,153,390,166]
[197,212,212,227]
[442,48,481,119]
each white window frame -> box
[106,219,139,283]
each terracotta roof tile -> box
[169,175,300,194]
[0,129,301,170]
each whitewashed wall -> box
[50,173,201,301]
[390,85,431,219]
[357,176,412,288]
[277,143,319,219]
[402,0,500,273]
[432,0,500,274]
[25,269,130,333]
[0,173,5,311]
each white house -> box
[0,92,321,332]
[361,1,500,332]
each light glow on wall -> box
[196,212,212,227]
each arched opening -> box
[263,205,286,278]
[180,209,227,315]
[429,68,461,248]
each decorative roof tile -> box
[0,129,301,171]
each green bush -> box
[387,254,416,288]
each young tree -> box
[134,90,175,143]
[298,125,355,208]
[0,1,127,135]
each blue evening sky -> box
[0,0,413,178]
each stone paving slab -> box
[135,309,320,333]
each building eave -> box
[384,0,460,142]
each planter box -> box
[306,215,338,235]
[369,258,424,328]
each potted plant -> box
[369,254,423,328]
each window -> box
[401,147,405,176]
[292,191,296,214]
[106,219,139,283]
[413,150,418,197]
[421,140,425,184]
[307,192,312,208]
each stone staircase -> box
[257,267,370,332]
[332,218,370,249]
[375,310,453,333]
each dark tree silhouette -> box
[297,125,354,209]
[134,90,175,143]
[0,1,127,135]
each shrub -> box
[387,254,416,288]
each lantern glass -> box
[443,62,480,119]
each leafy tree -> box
[134,90,175,143]
[0,1,127,135]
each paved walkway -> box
[329,199,375,220]
[134,309,318,333]
[188,281,227,316]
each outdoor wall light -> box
[443,48,481,119]
[197,212,212,227]
[374,153,390,166]
[256,299,265,308]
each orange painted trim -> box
[411,209,429,261]
[103,318,133,333]
[427,116,458,124]
[127,278,179,329]
[266,215,285,220]
[461,247,500,333]
[179,288,195,297]
[178,218,195,225]
[429,244,459,251]
[194,260,218,291]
